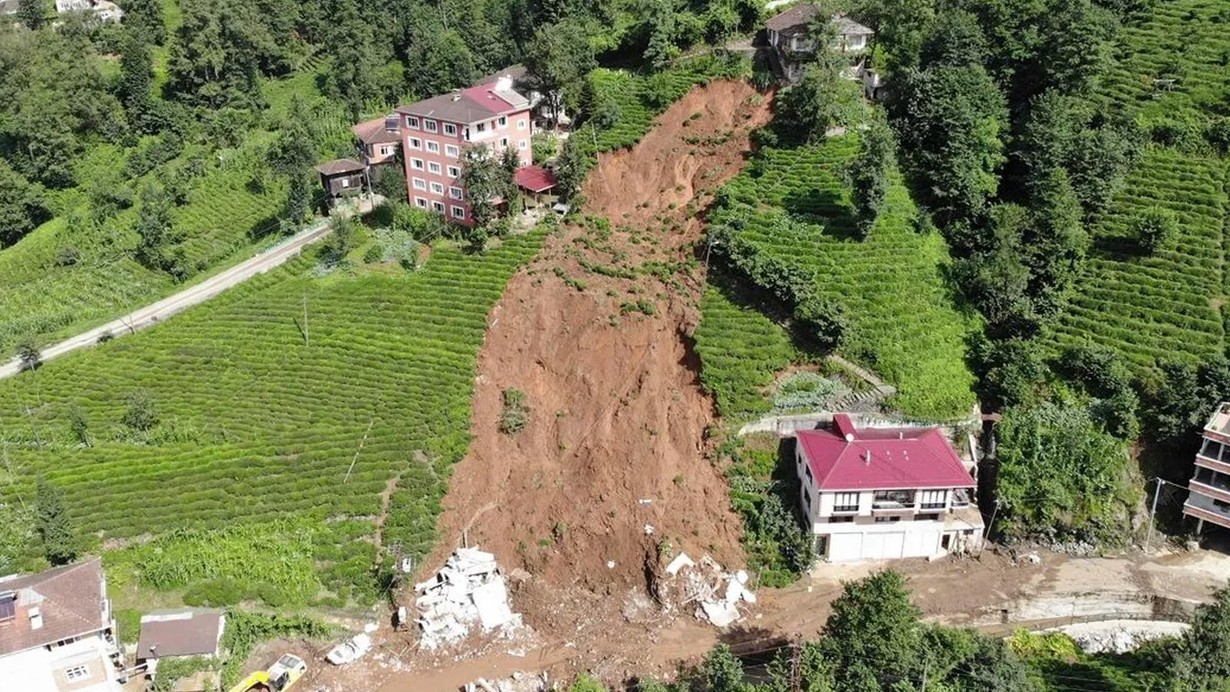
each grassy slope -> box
[0,232,545,602]
[705,136,978,420]
[0,73,345,354]
[1046,0,1230,372]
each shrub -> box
[182,578,247,607]
[121,389,158,433]
[499,387,529,434]
[54,247,81,267]
[1130,207,1178,253]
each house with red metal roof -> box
[795,414,984,562]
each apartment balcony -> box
[1184,491,1230,531]
[1196,452,1230,476]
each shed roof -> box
[137,610,225,660]
[0,559,108,657]
[797,414,974,492]
[514,165,558,193]
[765,5,872,36]
[314,159,366,176]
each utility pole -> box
[1144,477,1163,553]
[978,498,1000,556]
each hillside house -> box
[765,4,873,83]
[0,0,20,16]
[795,414,984,562]
[394,75,534,225]
[0,559,123,692]
[1183,402,1230,536]
[476,66,570,129]
[352,114,402,175]
[54,0,122,21]
[315,158,367,208]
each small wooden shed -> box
[315,159,367,205]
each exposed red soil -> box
[410,80,772,672]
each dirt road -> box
[0,207,354,379]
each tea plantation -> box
[704,135,978,420]
[0,231,545,604]
[1045,148,1228,371]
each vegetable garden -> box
[1045,148,1228,372]
[0,230,545,604]
[703,135,978,420]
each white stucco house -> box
[0,559,123,692]
[795,414,985,562]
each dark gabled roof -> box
[0,559,108,656]
[314,159,366,176]
[475,64,528,87]
[138,610,225,659]
[396,91,503,125]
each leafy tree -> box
[122,389,159,434]
[459,145,514,229]
[524,19,595,127]
[555,134,591,202]
[16,341,41,372]
[167,0,294,108]
[568,673,608,692]
[68,405,91,447]
[918,8,987,68]
[1141,358,1230,452]
[640,0,681,70]
[1023,168,1087,316]
[267,96,318,228]
[134,184,176,272]
[404,29,478,99]
[890,64,1007,226]
[702,644,746,692]
[1170,583,1230,688]
[35,477,77,566]
[955,205,1038,336]
[122,0,167,44]
[118,31,156,132]
[973,337,1048,411]
[0,159,50,248]
[846,117,894,239]
[321,0,383,120]
[1028,0,1115,99]
[1130,207,1177,254]
[323,215,358,262]
[17,0,45,29]
[794,294,848,349]
[821,570,922,690]
[995,401,1131,542]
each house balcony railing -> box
[1195,453,1230,476]
[1190,478,1230,505]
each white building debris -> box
[464,671,549,692]
[659,552,757,628]
[414,547,523,649]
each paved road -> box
[0,219,334,381]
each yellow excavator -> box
[227,654,308,692]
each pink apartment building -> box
[394,75,534,225]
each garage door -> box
[862,532,906,560]
[829,533,863,562]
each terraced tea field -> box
[0,70,347,354]
[0,232,545,603]
[705,136,978,420]
[1102,0,1230,122]
[1046,149,1228,371]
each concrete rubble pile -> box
[414,547,522,649]
[662,552,756,628]
[463,671,549,692]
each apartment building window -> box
[445,145,459,158]
[412,178,427,191]
[449,186,463,201]
[918,513,940,522]
[803,489,812,510]
[519,139,528,150]
[518,118,527,130]
[827,516,853,523]
[405,116,419,129]
[380,145,394,156]
[424,119,438,132]
[874,516,901,523]
[476,122,487,133]
[65,665,90,682]
[428,161,442,174]
[444,123,457,136]
[498,115,507,127]
[920,490,946,510]
[414,197,428,208]
[452,205,466,219]
[833,493,859,512]
[411,158,424,170]
[431,201,445,212]
[409,137,421,149]
[447,165,460,178]
[426,141,440,153]
[430,182,444,194]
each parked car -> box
[325,633,372,665]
